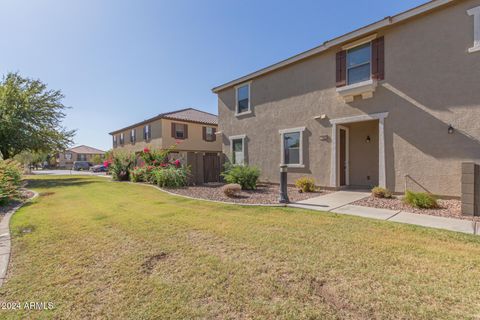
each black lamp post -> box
[279,164,290,204]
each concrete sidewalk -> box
[288,192,479,235]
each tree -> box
[0,72,75,159]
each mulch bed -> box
[0,189,35,222]
[352,196,480,222]
[164,183,330,205]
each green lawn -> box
[1,175,480,319]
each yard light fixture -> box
[366,135,371,143]
[448,124,454,134]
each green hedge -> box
[0,160,23,205]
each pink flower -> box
[160,163,167,167]
[174,159,181,168]
[175,140,181,145]
[143,148,150,153]
[103,161,109,167]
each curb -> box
[0,190,39,287]
[120,181,287,208]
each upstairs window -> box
[120,133,125,145]
[203,127,216,142]
[171,123,188,140]
[113,136,117,147]
[468,6,480,53]
[143,124,151,141]
[130,129,136,144]
[235,83,250,115]
[347,43,371,85]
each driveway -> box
[32,169,107,176]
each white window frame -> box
[234,82,252,116]
[205,127,214,141]
[130,129,136,143]
[113,135,117,147]
[346,42,372,86]
[120,133,124,145]
[279,127,305,168]
[468,6,480,53]
[229,134,246,165]
[144,124,151,141]
[174,123,186,139]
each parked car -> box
[73,161,91,171]
[90,164,107,173]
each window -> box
[229,135,246,165]
[120,133,125,145]
[347,43,371,85]
[172,123,188,139]
[235,83,250,115]
[144,124,151,141]
[77,154,87,161]
[204,127,216,142]
[130,129,136,144]
[113,136,117,147]
[280,127,305,167]
[65,153,72,160]
[468,6,480,53]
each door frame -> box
[337,125,350,186]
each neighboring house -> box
[213,0,480,198]
[57,145,106,169]
[109,108,222,184]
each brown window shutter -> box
[336,50,347,87]
[202,127,206,141]
[372,37,385,80]
[184,124,188,139]
[212,128,216,141]
[171,123,176,138]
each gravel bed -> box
[352,196,480,221]
[164,183,330,205]
[0,189,35,222]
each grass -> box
[1,175,480,319]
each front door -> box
[339,127,347,186]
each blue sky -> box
[0,0,426,151]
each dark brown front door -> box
[339,128,347,186]
[203,153,221,183]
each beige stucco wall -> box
[218,0,480,196]
[111,118,221,154]
[111,119,163,153]
[161,119,222,152]
[57,152,104,169]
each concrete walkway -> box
[288,192,479,235]
[0,191,38,287]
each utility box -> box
[461,162,479,216]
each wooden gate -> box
[203,153,221,183]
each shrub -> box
[109,152,135,181]
[295,177,316,193]
[140,146,175,166]
[153,165,190,188]
[0,160,23,205]
[130,166,154,183]
[372,186,392,199]
[222,184,242,197]
[403,190,438,209]
[221,165,260,190]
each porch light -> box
[366,135,371,143]
[448,125,454,134]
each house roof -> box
[67,145,106,154]
[211,0,454,93]
[109,108,218,135]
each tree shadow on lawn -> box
[26,177,99,190]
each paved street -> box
[32,170,107,176]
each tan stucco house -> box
[109,108,222,184]
[213,0,480,198]
[57,145,106,169]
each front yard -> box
[1,175,480,319]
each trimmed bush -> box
[404,190,438,209]
[372,186,392,199]
[153,166,190,188]
[222,184,242,197]
[295,177,316,193]
[221,165,260,190]
[0,160,23,205]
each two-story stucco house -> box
[213,0,480,198]
[57,145,105,169]
[109,108,222,184]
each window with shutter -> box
[173,123,187,139]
